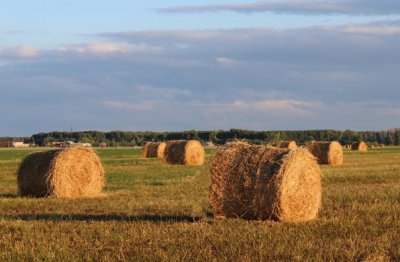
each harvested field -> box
[0,147,399,260]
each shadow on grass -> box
[0,194,19,198]
[0,213,201,223]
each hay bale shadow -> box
[0,213,201,223]
[0,194,19,198]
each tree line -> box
[0,129,390,147]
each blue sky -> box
[1,1,400,135]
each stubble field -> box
[0,147,399,261]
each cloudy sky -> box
[1,1,400,136]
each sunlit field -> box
[0,147,399,261]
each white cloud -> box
[17,44,38,58]
[160,1,345,14]
[340,25,400,35]
[103,100,154,111]
[99,30,240,44]
[159,1,400,15]
[202,99,318,116]
[0,44,38,59]
[2,20,400,133]
[136,85,191,98]
[253,99,317,114]
[57,42,162,55]
[216,57,237,66]
[377,107,400,116]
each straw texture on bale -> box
[164,140,204,166]
[351,141,367,152]
[272,141,298,150]
[142,142,166,159]
[209,142,321,222]
[306,141,343,166]
[17,147,104,198]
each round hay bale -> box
[17,147,104,198]
[156,142,166,159]
[142,142,166,159]
[351,141,368,152]
[306,141,343,166]
[273,141,298,150]
[209,142,257,219]
[164,140,204,166]
[209,142,321,222]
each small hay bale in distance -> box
[351,141,368,152]
[209,142,321,222]
[157,142,166,159]
[142,142,166,159]
[17,147,105,198]
[272,141,298,150]
[306,141,343,166]
[164,140,204,166]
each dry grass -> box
[0,147,399,260]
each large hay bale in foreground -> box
[164,140,204,166]
[209,142,321,222]
[351,141,367,152]
[142,142,166,159]
[17,147,104,198]
[273,141,298,150]
[306,141,343,166]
